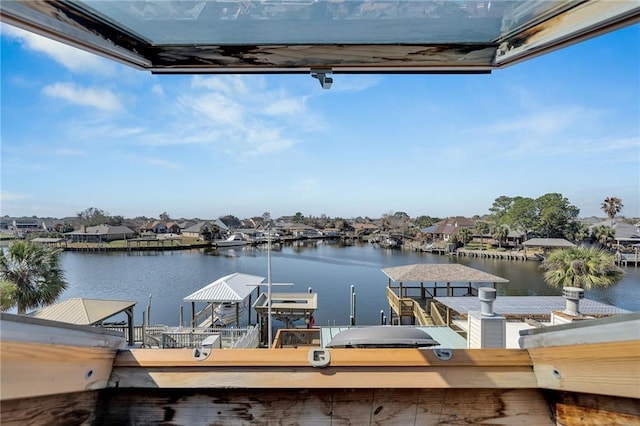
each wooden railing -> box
[430,302,446,326]
[386,287,433,326]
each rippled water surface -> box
[59,242,639,326]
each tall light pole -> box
[267,227,273,349]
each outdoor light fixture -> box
[311,69,333,89]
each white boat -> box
[214,234,247,247]
[213,302,246,326]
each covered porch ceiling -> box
[1,1,638,78]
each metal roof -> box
[522,238,576,248]
[435,296,632,317]
[382,263,509,283]
[1,1,638,75]
[29,298,136,325]
[183,272,265,302]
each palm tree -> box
[474,221,490,249]
[591,225,615,249]
[540,247,624,290]
[491,225,509,249]
[456,228,472,248]
[0,240,67,314]
[601,197,623,227]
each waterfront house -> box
[589,220,640,249]
[421,217,474,243]
[139,220,168,234]
[351,222,378,237]
[182,220,229,239]
[65,225,135,243]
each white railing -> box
[101,324,259,348]
[160,325,258,349]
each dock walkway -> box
[434,296,632,323]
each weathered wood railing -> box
[387,287,433,326]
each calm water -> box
[58,241,639,327]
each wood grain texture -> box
[0,341,118,400]
[109,347,540,389]
[109,366,538,389]
[95,388,554,425]
[0,391,99,426]
[114,347,532,367]
[528,340,640,399]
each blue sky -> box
[1,23,638,221]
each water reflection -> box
[58,243,639,327]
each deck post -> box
[125,307,134,346]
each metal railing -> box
[102,324,259,349]
[161,325,259,349]
[273,328,320,348]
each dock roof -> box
[29,298,136,325]
[522,238,576,248]
[183,272,265,303]
[382,264,509,283]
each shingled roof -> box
[381,264,509,283]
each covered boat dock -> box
[183,273,265,328]
[29,298,137,346]
[381,264,509,326]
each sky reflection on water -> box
[59,242,639,327]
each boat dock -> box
[617,252,640,267]
[433,296,632,325]
[453,248,532,261]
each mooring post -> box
[350,285,356,326]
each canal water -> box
[58,241,639,327]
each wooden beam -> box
[110,347,537,390]
[528,340,640,399]
[114,347,532,368]
[110,366,538,389]
[0,391,100,425]
[95,388,554,425]
[1,341,118,400]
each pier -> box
[453,248,532,261]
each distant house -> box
[352,222,378,236]
[421,217,474,242]
[12,217,44,230]
[589,220,640,247]
[322,228,341,238]
[65,225,135,243]
[182,220,229,239]
[165,222,181,234]
[139,220,168,234]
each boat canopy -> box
[183,272,265,303]
[1,1,638,75]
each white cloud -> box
[1,23,117,75]
[144,158,181,170]
[42,82,123,112]
[164,75,321,156]
[328,75,381,93]
[292,178,319,198]
[192,75,250,96]
[152,84,165,96]
[0,190,30,201]
[54,148,87,157]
